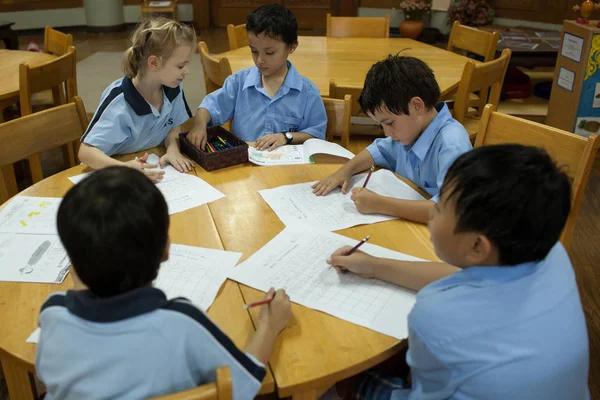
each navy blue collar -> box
[121,77,181,116]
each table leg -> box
[0,355,36,400]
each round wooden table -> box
[219,36,475,99]
[0,151,437,400]
[0,50,56,104]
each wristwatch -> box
[283,132,293,145]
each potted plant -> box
[448,0,495,27]
[399,0,431,40]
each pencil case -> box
[179,126,249,172]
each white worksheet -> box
[248,139,355,166]
[0,196,61,235]
[68,154,226,215]
[230,227,425,339]
[259,169,426,231]
[26,327,41,343]
[154,244,242,311]
[0,233,70,283]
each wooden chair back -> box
[18,45,79,183]
[447,21,499,62]
[326,13,390,38]
[453,48,511,123]
[227,23,248,51]
[198,41,233,95]
[44,25,74,56]
[151,366,232,400]
[323,94,352,149]
[0,97,88,203]
[474,104,600,250]
[329,78,363,116]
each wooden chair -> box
[328,78,382,138]
[151,366,232,400]
[44,25,73,56]
[141,0,178,21]
[323,94,352,149]
[17,45,79,186]
[0,97,88,203]
[198,41,232,95]
[227,23,248,51]
[474,104,600,251]
[326,13,390,38]
[447,21,499,63]
[451,48,511,142]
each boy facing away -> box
[187,3,327,151]
[313,55,472,224]
[328,145,590,400]
[35,167,292,400]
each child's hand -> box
[187,126,208,150]
[259,288,292,335]
[124,153,165,184]
[351,188,383,214]
[160,150,194,173]
[312,171,352,196]
[255,133,286,151]
[327,247,376,278]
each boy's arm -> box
[352,192,434,224]
[312,149,376,195]
[328,247,458,291]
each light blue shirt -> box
[366,103,471,201]
[391,243,590,400]
[36,288,265,400]
[199,62,327,142]
[82,77,192,156]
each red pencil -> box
[344,235,370,256]
[363,165,375,188]
[243,298,273,309]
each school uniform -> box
[199,61,327,142]
[36,287,265,400]
[358,242,590,400]
[366,103,471,201]
[81,77,192,156]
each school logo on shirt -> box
[163,118,174,128]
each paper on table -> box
[259,169,425,231]
[0,233,70,283]
[27,327,41,343]
[68,154,225,215]
[230,227,424,339]
[0,196,61,235]
[68,171,91,184]
[248,139,355,166]
[154,244,242,311]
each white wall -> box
[0,4,193,30]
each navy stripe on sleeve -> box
[81,87,124,142]
[163,299,267,382]
[182,90,193,118]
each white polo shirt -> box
[82,77,192,156]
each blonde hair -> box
[122,17,197,78]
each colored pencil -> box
[363,166,375,188]
[243,298,273,309]
[344,236,370,256]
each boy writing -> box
[36,167,292,400]
[187,3,327,151]
[328,145,590,399]
[313,55,472,224]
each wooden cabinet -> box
[493,0,580,24]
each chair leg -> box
[1,165,19,199]
[62,143,76,168]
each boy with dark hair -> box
[313,55,472,224]
[36,167,292,400]
[188,3,327,151]
[327,145,590,400]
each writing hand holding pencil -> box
[244,288,292,335]
[326,236,378,278]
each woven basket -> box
[179,126,249,172]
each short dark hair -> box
[359,54,440,116]
[57,167,169,297]
[246,3,298,46]
[440,144,571,266]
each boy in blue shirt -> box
[313,55,471,224]
[327,145,590,400]
[187,4,327,151]
[36,167,292,400]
